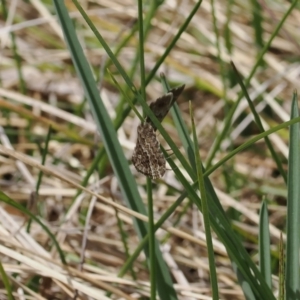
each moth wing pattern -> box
[146,93,173,127]
[132,84,185,179]
[145,84,185,130]
[132,123,166,179]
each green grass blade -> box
[259,200,272,288]
[137,1,156,298]
[0,261,14,300]
[206,116,300,178]
[211,0,227,105]
[36,126,52,195]
[71,0,137,94]
[160,74,196,172]
[52,2,178,299]
[231,61,287,183]
[279,233,285,300]
[147,178,156,300]
[251,0,264,48]
[190,102,219,299]
[146,0,202,85]
[233,262,256,300]
[285,91,300,299]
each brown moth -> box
[145,84,185,130]
[132,84,185,178]
[132,123,166,179]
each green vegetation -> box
[0,0,299,299]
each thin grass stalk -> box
[206,116,300,178]
[36,126,52,195]
[115,207,137,280]
[0,260,13,300]
[211,0,227,104]
[117,192,187,278]
[137,0,157,297]
[114,3,157,119]
[285,91,300,299]
[73,150,104,201]
[279,232,284,300]
[147,178,156,300]
[251,0,264,48]
[231,61,286,182]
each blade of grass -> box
[233,262,256,300]
[190,101,219,299]
[27,126,53,233]
[147,178,156,300]
[279,232,285,300]
[36,126,52,196]
[251,0,264,49]
[137,1,157,298]
[231,61,287,182]
[259,200,272,288]
[0,260,14,300]
[285,91,300,299]
[211,0,227,106]
[206,116,300,178]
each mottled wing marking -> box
[145,84,185,130]
[132,123,166,179]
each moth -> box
[132,84,185,179]
[131,123,166,179]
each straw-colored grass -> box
[0,0,299,299]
